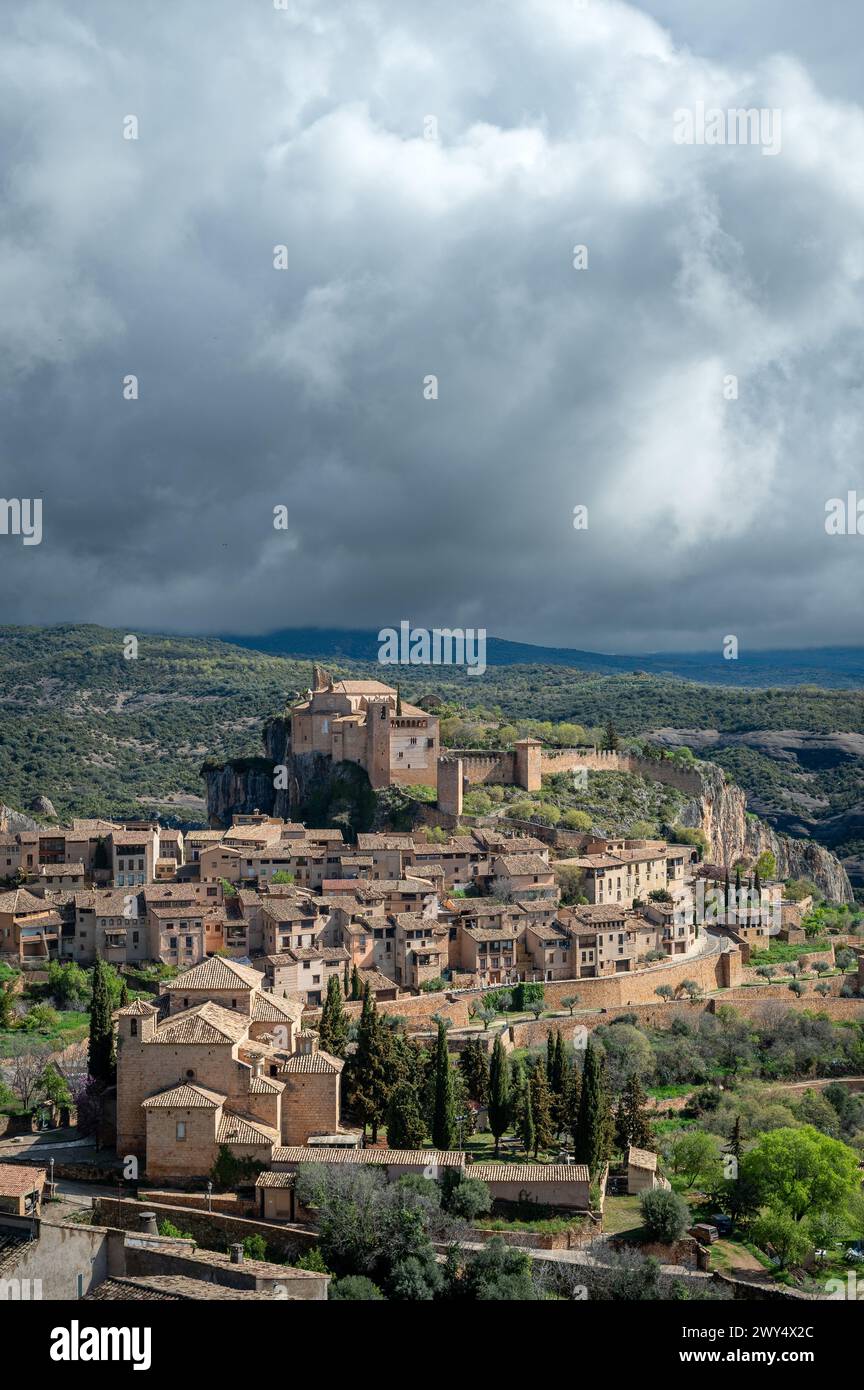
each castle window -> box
[130,1019,138,1037]
[176,1122,186,1141]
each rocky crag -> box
[676,762,853,903]
[202,718,853,902]
[202,714,377,834]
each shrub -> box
[511,982,544,1011]
[639,1188,691,1243]
[329,1275,385,1301]
[242,1234,268,1261]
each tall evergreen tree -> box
[546,1033,555,1081]
[343,960,351,996]
[351,964,361,1001]
[565,1059,582,1151]
[347,985,391,1142]
[88,957,115,1085]
[118,978,130,1009]
[517,1070,535,1155]
[615,1074,652,1152]
[529,1061,555,1158]
[603,719,619,753]
[386,1080,427,1149]
[319,974,349,1058]
[459,1036,489,1105]
[488,1035,511,1157]
[550,1031,566,1097]
[431,1020,456,1150]
[573,1039,612,1175]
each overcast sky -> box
[2,0,863,654]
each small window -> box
[231,998,237,1008]
[130,1019,138,1037]
[176,1121,186,1141]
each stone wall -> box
[93,1195,317,1260]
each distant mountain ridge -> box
[216,627,864,689]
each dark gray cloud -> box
[1,0,863,653]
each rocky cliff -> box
[678,762,854,903]
[202,715,377,833]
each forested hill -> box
[1,627,864,857]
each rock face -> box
[27,795,57,818]
[202,715,376,832]
[678,762,854,903]
[0,804,40,833]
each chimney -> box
[138,1211,158,1236]
[229,1243,244,1264]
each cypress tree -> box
[603,719,619,753]
[459,1036,489,1105]
[118,978,130,1009]
[319,974,349,1058]
[550,1031,565,1097]
[488,1035,511,1157]
[347,985,391,1142]
[618,1074,652,1151]
[88,957,115,1085]
[351,964,361,1001]
[431,1020,455,1150]
[517,1071,535,1155]
[546,1033,555,1081]
[343,960,351,996]
[566,1059,582,1151]
[613,1094,629,1155]
[529,1061,555,1158]
[573,1039,612,1175]
[386,1080,427,1149]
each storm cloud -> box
[1,0,864,653]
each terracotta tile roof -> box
[469,1162,590,1183]
[248,1075,283,1094]
[270,1146,464,1168]
[118,999,159,1016]
[84,1276,276,1301]
[627,1145,658,1171]
[278,1049,344,1075]
[0,1163,46,1196]
[494,854,552,876]
[150,1002,249,1045]
[262,901,315,922]
[217,1113,279,1146]
[0,888,48,914]
[255,1171,295,1187]
[0,1229,34,1275]
[251,992,303,1023]
[164,956,263,992]
[142,1084,225,1109]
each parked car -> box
[710,1214,733,1236]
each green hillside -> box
[1,627,864,849]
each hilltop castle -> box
[289,665,440,790]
